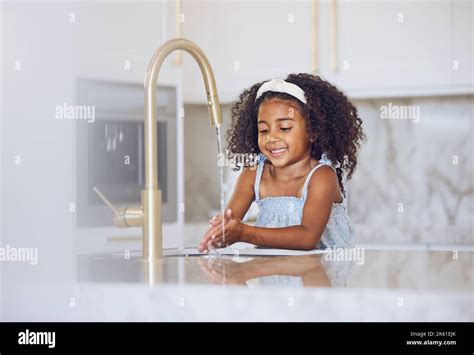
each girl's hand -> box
[208,213,227,227]
[198,211,231,253]
[198,209,243,252]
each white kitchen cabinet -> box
[181,0,472,103]
[70,1,180,86]
[451,0,473,87]
[181,0,312,103]
[321,0,472,97]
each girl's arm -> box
[223,167,256,221]
[240,166,337,250]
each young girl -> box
[198,73,365,253]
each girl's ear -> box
[309,133,317,143]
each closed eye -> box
[280,127,292,131]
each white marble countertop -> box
[2,248,472,322]
[5,280,472,322]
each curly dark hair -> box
[226,72,365,196]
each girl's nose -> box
[267,130,280,142]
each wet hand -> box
[198,209,243,252]
[198,210,231,252]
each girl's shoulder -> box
[239,163,258,184]
[305,164,343,203]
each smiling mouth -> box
[268,147,288,157]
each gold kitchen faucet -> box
[99,38,223,261]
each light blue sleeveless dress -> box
[253,153,357,249]
[252,153,356,288]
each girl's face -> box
[257,98,312,167]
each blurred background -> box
[0,0,472,285]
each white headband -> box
[255,78,307,104]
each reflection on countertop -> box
[76,249,472,292]
[77,253,340,288]
[3,247,472,322]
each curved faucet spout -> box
[138,38,222,260]
[145,38,223,190]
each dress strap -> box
[302,162,334,199]
[253,154,266,202]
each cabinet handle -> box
[312,0,319,73]
[330,0,338,72]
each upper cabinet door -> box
[451,0,472,87]
[181,1,312,103]
[319,0,472,97]
[321,0,471,97]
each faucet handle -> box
[93,186,143,228]
[93,186,119,215]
